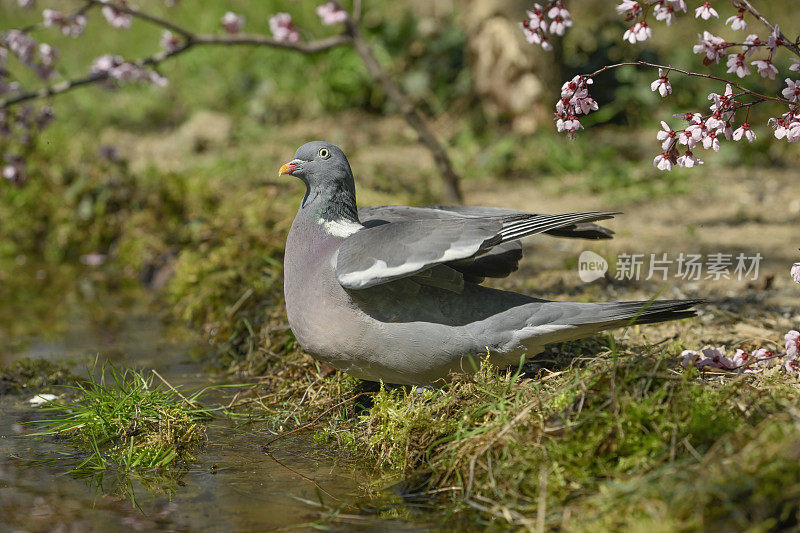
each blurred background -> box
[1,0,799,356]
[2,2,800,529]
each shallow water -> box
[0,270,430,531]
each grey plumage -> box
[280,141,700,385]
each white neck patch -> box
[319,218,362,238]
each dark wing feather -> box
[358,205,615,239]
[336,211,617,290]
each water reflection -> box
[0,266,428,530]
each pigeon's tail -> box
[564,298,702,332]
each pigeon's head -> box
[279,141,359,220]
[279,141,353,188]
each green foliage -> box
[31,362,208,471]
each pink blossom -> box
[269,13,300,43]
[571,95,598,115]
[725,11,746,31]
[616,1,641,17]
[791,263,800,283]
[547,2,570,20]
[549,14,572,36]
[650,68,672,97]
[676,150,703,167]
[316,2,348,25]
[42,9,86,37]
[753,348,776,365]
[702,130,720,151]
[653,151,675,171]
[678,129,697,148]
[732,349,752,367]
[4,30,37,64]
[656,120,677,150]
[784,359,800,373]
[90,54,167,86]
[560,75,592,98]
[742,34,761,56]
[525,5,546,30]
[684,123,705,146]
[693,31,726,63]
[101,2,133,29]
[782,78,800,102]
[751,59,777,80]
[623,21,652,43]
[732,122,755,142]
[42,8,64,28]
[18,0,35,8]
[787,330,800,358]
[694,2,718,20]
[708,84,733,113]
[726,53,750,78]
[790,59,800,73]
[769,113,800,142]
[556,115,583,139]
[520,21,551,50]
[669,0,687,12]
[718,120,733,140]
[654,3,677,26]
[160,30,181,53]
[91,54,123,76]
[220,12,244,34]
[767,25,782,52]
[38,43,56,66]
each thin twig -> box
[265,451,342,501]
[152,368,199,409]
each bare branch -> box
[191,33,352,53]
[343,21,464,203]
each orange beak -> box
[278,159,303,176]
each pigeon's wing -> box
[336,211,617,290]
[358,205,615,240]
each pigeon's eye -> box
[318,148,330,159]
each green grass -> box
[31,362,209,471]
[336,343,800,530]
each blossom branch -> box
[1,1,464,202]
[734,0,800,58]
[0,34,352,109]
[85,0,191,39]
[583,60,795,106]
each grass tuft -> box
[31,362,209,471]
